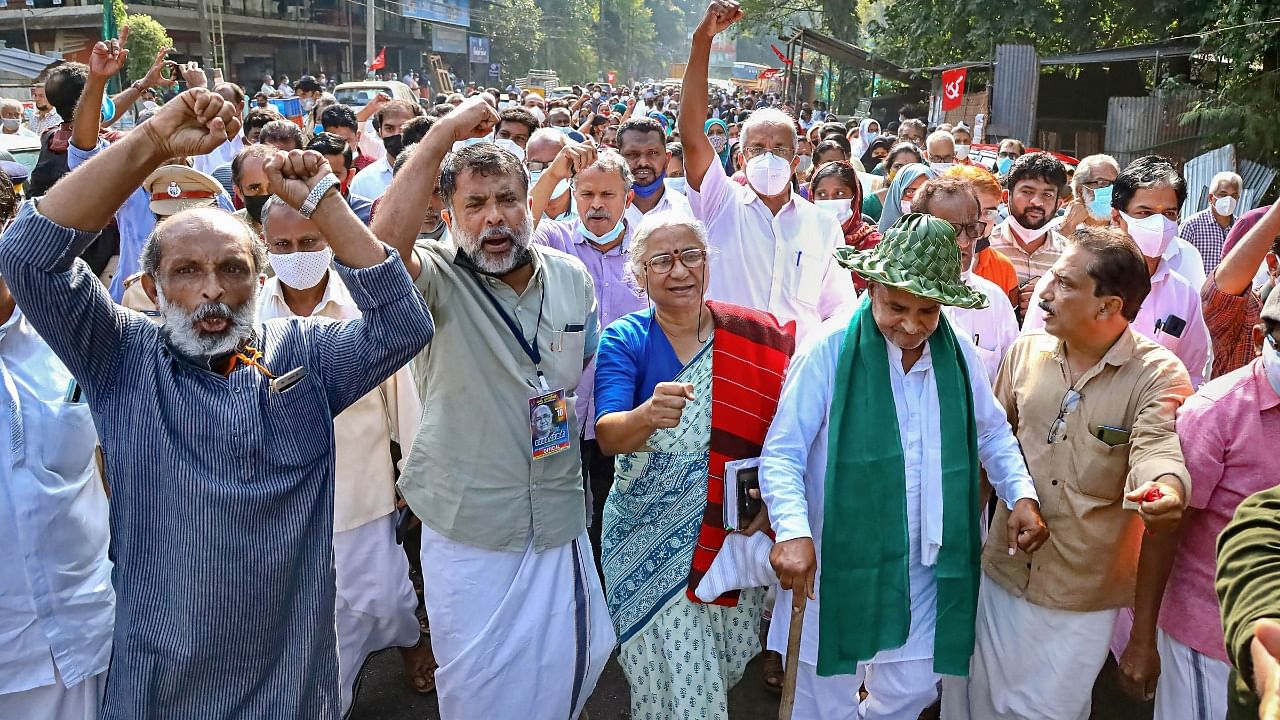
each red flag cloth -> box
[941,67,967,112]
[770,44,793,66]
[758,67,780,80]
[369,47,386,71]
[606,71,617,83]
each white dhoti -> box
[0,667,106,720]
[961,574,1118,720]
[793,659,940,720]
[420,525,614,720]
[1153,629,1230,720]
[334,511,422,714]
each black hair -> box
[913,176,981,217]
[1006,152,1069,196]
[809,161,862,210]
[42,62,89,120]
[1072,225,1152,321]
[498,107,539,137]
[0,170,15,223]
[400,115,437,146]
[666,141,683,159]
[438,142,528,209]
[245,107,285,135]
[615,117,666,150]
[259,119,304,150]
[306,131,353,175]
[231,143,277,190]
[813,139,850,167]
[1112,155,1187,212]
[373,99,423,130]
[319,103,358,132]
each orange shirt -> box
[973,247,1019,305]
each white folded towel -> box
[694,531,776,602]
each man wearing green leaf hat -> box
[760,213,1050,718]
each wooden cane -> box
[778,590,808,720]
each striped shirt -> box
[987,220,1067,289]
[1179,207,1233,275]
[0,200,434,719]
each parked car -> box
[333,80,417,114]
[968,143,1079,172]
[0,132,41,174]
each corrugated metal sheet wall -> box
[1103,90,1202,169]
[989,45,1038,143]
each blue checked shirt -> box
[0,200,433,719]
[1179,207,1233,277]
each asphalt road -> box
[349,641,1152,719]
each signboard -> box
[468,36,490,64]
[403,0,470,27]
[489,63,501,78]
[432,25,467,54]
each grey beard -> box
[453,213,534,276]
[157,284,259,361]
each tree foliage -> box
[483,0,544,78]
[115,0,173,84]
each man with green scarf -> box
[760,214,1049,718]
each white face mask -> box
[930,161,954,173]
[745,152,792,197]
[494,138,525,161]
[1264,336,1280,396]
[796,154,813,174]
[955,144,971,160]
[665,177,687,194]
[815,198,854,225]
[900,199,913,215]
[1213,195,1238,217]
[269,247,333,290]
[1120,211,1177,258]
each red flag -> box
[758,67,780,80]
[607,71,617,84]
[940,67,967,112]
[368,47,386,71]
[770,44,792,66]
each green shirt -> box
[399,242,599,552]
[1216,484,1280,718]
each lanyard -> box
[471,271,549,390]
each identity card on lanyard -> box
[472,271,571,460]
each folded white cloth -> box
[694,531,776,602]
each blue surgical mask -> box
[665,177,687,194]
[580,218,625,246]
[997,157,1013,175]
[632,170,667,199]
[1087,184,1114,219]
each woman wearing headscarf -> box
[810,161,882,292]
[861,136,896,176]
[850,117,882,158]
[705,117,733,174]
[876,162,937,231]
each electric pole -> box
[198,0,214,70]
[365,0,375,77]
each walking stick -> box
[778,590,808,720]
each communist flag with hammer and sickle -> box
[941,67,967,112]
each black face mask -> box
[243,194,269,223]
[383,134,404,160]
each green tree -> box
[598,0,657,80]
[112,1,174,83]
[1184,1,1280,167]
[484,0,545,79]
[536,0,599,81]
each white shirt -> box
[622,185,693,230]
[945,272,1020,384]
[686,155,854,340]
[1164,236,1207,291]
[759,311,1036,666]
[0,308,113,694]
[192,130,244,177]
[347,156,394,224]
[1021,260,1211,386]
[258,270,421,531]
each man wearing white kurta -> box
[255,197,430,713]
[760,215,1047,719]
[677,3,853,342]
[0,281,114,719]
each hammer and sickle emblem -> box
[945,78,963,100]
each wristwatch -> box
[299,174,339,219]
[131,79,146,93]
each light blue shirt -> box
[0,306,113,694]
[347,156,393,224]
[68,139,236,302]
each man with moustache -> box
[986,152,1070,322]
[0,83,434,719]
[528,142,650,562]
[369,97,615,719]
[615,116,692,228]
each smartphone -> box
[1095,424,1131,447]
[737,467,762,531]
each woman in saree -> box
[594,212,795,720]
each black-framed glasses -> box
[1081,178,1113,190]
[644,248,708,274]
[950,221,985,242]
[1047,389,1083,444]
[743,145,795,160]
[526,160,551,173]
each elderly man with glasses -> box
[1057,154,1121,238]
[957,225,1193,719]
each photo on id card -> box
[530,388,570,459]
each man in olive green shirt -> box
[369,97,615,719]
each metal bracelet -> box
[299,174,339,219]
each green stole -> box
[817,298,982,677]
